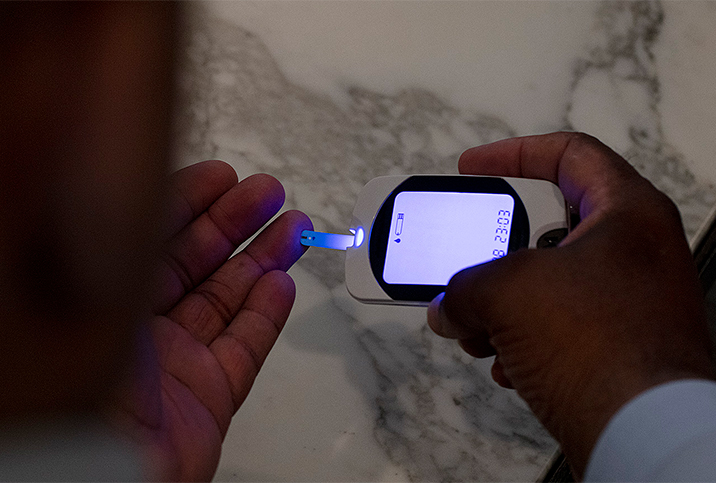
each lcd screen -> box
[382,191,515,285]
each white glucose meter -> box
[301,175,569,306]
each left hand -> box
[111,160,311,481]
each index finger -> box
[153,172,286,314]
[458,132,644,221]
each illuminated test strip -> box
[300,229,364,250]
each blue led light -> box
[353,227,364,248]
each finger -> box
[491,356,514,389]
[428,292,485,340]
[165,160,239,238]
[209,270,296,413]
[458,132,644,219]
[153,173,285,314]
[167,210,311,345]
[428,264,505,360]
[438,248,544,349]
[458,337,496,359]
[149,315,236,438]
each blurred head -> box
[0,3,177,419]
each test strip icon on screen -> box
[395,213,404,236]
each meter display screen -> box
[382,191,515,285]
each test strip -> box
[300,230,355,250]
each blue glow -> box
[300,230,354,250]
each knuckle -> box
[195,283,235,326]
[224,333,263,377]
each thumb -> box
[428,247,549,342]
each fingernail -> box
[427,292,446,333]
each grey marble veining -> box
[567,1,716,233]
[174,2,716,481]
[176,10,519,289]
[353,324,553,481]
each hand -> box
[427,132,715,475]
[111,161,311,481]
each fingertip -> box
[284,209,313,255]
[457,138,523,177]
[245,209,313,272]
[261,269,296,306]
[167,160,240,237]
[284,209,313,232]
[244,173,286,207]
[279,208,313,244]
[202,159,240,186]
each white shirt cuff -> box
[584,379,716,481]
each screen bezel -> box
[369,176,530,302]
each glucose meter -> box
[301,175,569,305]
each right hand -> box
[427,132,715,476]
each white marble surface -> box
[174,2,716,481]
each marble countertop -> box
[174,2,716,481]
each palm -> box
[112,161,310,481]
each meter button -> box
[536,228,568,248]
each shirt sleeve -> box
[0,417,143,481]
[584,379,716,482]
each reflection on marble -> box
[174,1,716,481]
